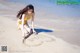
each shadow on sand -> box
[34,28,53,34]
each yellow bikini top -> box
[18,14,32,25]
[24,14,32,24]
[24,14,32,21]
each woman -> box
[17,4,36,40]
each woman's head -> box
[17,4,34,19]
[27,4,34,14]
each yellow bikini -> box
[17,15,32,30]
[24,15,32,24]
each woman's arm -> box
[31,13,35,31]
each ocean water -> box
[6,0,80,19]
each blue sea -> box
[6,0,80,19]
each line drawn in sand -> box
[22,28,55,47]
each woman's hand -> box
[32,28,37,34]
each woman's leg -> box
[21,25,25,37]
[21,21,30,37]
[24,21,31,33]
[24,25,31,33]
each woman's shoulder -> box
[22,14,26,17]
[22,14,25,16]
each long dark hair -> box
[17,4,34,19]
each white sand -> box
[0,14,80,53]
[0,0,80,53]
